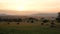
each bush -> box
[42,19,49,23]
[56,17,60,23]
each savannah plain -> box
[0,15,60,34]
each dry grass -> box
[0,22,60,34]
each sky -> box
[0,0,60,15]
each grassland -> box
[0,22,60,34]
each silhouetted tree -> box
[56,12,60,23]
[27,17,38,23]
[40,17,45,22]
[17,18,22,24]
[0,18,2,22]
[42,19,49,23]
[0,18,5,22]
[40,17,49,25]
[41,17,49,23]
[31,20,34,23]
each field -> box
[0,22,60,34]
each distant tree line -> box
[0,12,60,27]
[0,18,22,22]
[0,12,60,23]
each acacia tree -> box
[42,19,49,23]
[56,12,60,23]
[1,18,10,24]
[27,17,38,23]
[27,17,34,23]
[17,18,22,24]
[40,17,49,25]
[13,18,22,24]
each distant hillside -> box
[0,10,58,17]
[0,14,9,16]
[30,13,58,17]
[0,10,40,16]
[0,13,58,18]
